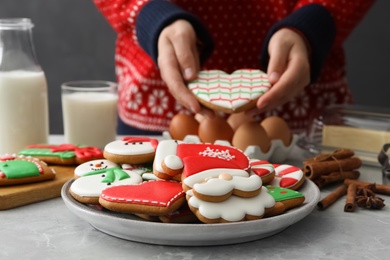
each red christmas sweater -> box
[94,0,374,133]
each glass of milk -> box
[61,81,118,148]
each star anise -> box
[355,186,385,210]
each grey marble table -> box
[1,136,390,259]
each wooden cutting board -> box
[0,165,75,210]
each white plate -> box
[61,179,320,246]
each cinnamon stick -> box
[303,148,355,164]
[317,184,348,210]
[344,184,357,212]
[344,179,390,196]
[315,171,360,188]
[304,157,362,180]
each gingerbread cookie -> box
[186,174,275,223]
[154,140,250,182]
[104,137,159,164]
[99,180,185,216]
[74,159,119,179]
[70,166,143,204]
[18,144,103,165]
[188,69,271,114]
[265,186,305,217]
[249,159,275,185]
[192,173,262,202]
[270,164,305,190]
[0,155,56,186]
[122,163,156,181]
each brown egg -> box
[260,116,292,146]
[232,122,271,153]
[227,112,252,131]
[169,113,199,140]
[198,116,234,143]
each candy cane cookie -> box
[271,164,305,190]
[249,159,275,185]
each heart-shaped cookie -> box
[188,69,271,113]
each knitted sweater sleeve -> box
[261,1,375,82]
[135,0,214,66]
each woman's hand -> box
[158,19,214,117]
[248,28,311,117]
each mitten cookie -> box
[0,155,56,186]
[99,180,185,216]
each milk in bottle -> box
[0,19,49,154]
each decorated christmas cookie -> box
[187,185,275,223]
[153,140,250,181]
[104,137,159,164]
[188,69,271,114]
[99,180,185,216]
[185,173,276,223]
[18,144,103,165]
[249,159,275,185]
[270,164,305,190]
[265,186,305,217]
[0,155,56,186]
[192,173,263,202]
[70,166,143,204]
[121,163,156,181]
[74,159,119,179]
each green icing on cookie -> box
[83,167,130,183]
[18,148,75,159]
[0,160,40,179]
[266,185,304,202]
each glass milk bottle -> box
[0,18,49,154]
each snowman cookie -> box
[73,159,119,179]
[70,164,143,204]
[104,137,159,164]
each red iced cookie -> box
[99,180,185,216]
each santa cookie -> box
[188,69,271,114]
[270,164,305,190]
[99,180,185,216]
[153,140,250,182]
[0,155,56,186]
[70,166,143,204]
[186,173,275,223]
[104,137,158,164]
[18,144,103,165]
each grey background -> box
[0,0,389,134]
